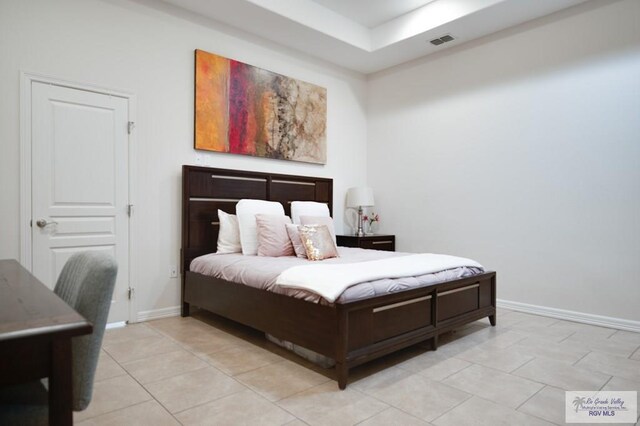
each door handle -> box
[36,219,58,228]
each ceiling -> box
[159,0,590,74]
[311,0,437,28]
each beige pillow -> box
[300,215,336,244]
[298,225,339,261]
[285,224,307,258]
[256,214,294,257]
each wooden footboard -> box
[183,270,496,389]
[334,271,495,388]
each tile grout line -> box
[513,385,566,426]
[626,344,640,360]
[456,356,536,378]
[197,350,285,379]
[352,406,393,425]
[104,345,185,366]
[236,367,332,405]
[74,374,156,423]
[285,417,312,426]
[558,330,577,343]
[598,375,614,391]
[436,360,475,381]
[74,399,154,425]
[514,382,546,411]
[571,350,592,367]
[139,364,209,387]
[508,355,536,374]
[427,392,474,424]
[270,374,391,423]
[604,328,620,340]
[119,349,213,389]
[168,384,249,417]
[474,392,563,426]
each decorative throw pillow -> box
[216,210,241,254]
[291,201,330,225]
[300,215,336,244]
[236,199,285,255]
[285,224,307,258]
[256,214,294,257]
[298,225,339,261]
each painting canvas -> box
[195,49,327,164]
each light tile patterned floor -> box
[75,308,640,425]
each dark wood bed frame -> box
[181,165,496,389]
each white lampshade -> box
[346,186,375,208]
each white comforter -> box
[275,253,483,303]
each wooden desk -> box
[0,259,92,425]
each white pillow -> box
[236,199,285,255]
[291,201,330,225]
[216,210,241,254]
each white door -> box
[31,81,130,322]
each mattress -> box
[190,247,484,304]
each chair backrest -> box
[54,252,117,411]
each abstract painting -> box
[195,49,327,164]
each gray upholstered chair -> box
[0,252,118,425]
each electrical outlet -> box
[169,266,178,278]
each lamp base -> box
[355,206,365,237]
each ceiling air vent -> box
[430,34,455,46]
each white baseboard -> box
[106,321,127,330]
[497,299,640,333]
[136,306,181,323]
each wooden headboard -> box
[181,165,333,273]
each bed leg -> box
[432,334,439,350]
[489,313,496,326]
[181,302,190,317]
[336,363,348,390]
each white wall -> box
[368,0,640,322]
[2,0,638,324]
[0,0,368,318]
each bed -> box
[181,165,497,389]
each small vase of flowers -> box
[362,213,379,235]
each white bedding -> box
[276,253,483,302]
[190,247,485,304]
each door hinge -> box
[127,287,134,300]
[127,121,135,134]
[127,204,134,217]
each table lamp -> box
[346,187,375,237]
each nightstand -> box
[336,234,396,252]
